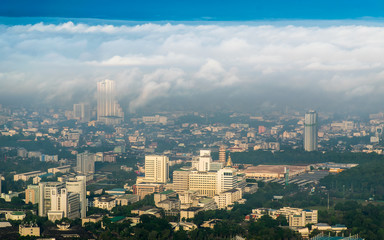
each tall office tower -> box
[144,155,169,183]
[219,146,226,163]
[73,103,91,123]
[76,152,95,174]
[197,150,212,172]
[38,182,65,217]
[66,176,87,218]
[97,79,124,125]
[217,168,236,194]
[304,110,318,151]
[48,188,80,221]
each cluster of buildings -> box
[130,149,255,220]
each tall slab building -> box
[144,155,169,183]
[97,79,124,125]
[304,110,318,151]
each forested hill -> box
[320,159,384,200]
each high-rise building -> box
[76,152,95,174]
[73,103,91,123]
[197,150,212,172]
[217,168,237,194]
[97,79,124,125]
[304,110,318,151]
[48,188,80,221]
[144,155,169,183]
[66,176,87,218]
[219,146,226,163]
[38,182,65,217]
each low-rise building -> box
[19,223,40,237]
[115,194,140,206]
[81,214,104,226]
[133,183,165,200]
[214,188,242,209]
[6,211,26,221]
[246,207,318,228]
[93,196,116,211]
[48,165,71,174]
[14,171,46,182]
[180,207,203,221]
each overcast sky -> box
[1,19,384,113]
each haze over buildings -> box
[97,79,124,125]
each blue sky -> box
[1,0,384,21]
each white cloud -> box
[1,21,384,110]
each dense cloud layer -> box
[0,21,383,113]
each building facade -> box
[144,155,169,183]
[76,152,95,174]
[304,110,318,151]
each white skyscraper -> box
[217,168,237,194]
[144,155,169,183]
[38,182,65,217]
[197,150,212,172]
[48,188,80,221]
[97,79,124,125]
[76,152,95,174]
[304,110,318,151]
[66,176,87,218]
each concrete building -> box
[81,214,104,226]
[14,171,46,182]
[48,165,71,174]
[217,168,237,194]
[19,223,40,237]
[180,207,203,221]
[189,171,217,197]
[66,176,87,218]
[25,185,40,204]
[48,188,81,221]
[144,155,169,183]
[172,170,191,193]
[6,211,26,221]
[247,207,318,228]
[243,165,308,180]
[76,152,95,174]
[304,110,318,151]
[93,196,116,211]
[38,182,65,217]
[115,194,140,206]
[134,183,165,200]
[97,79,124,125]
[197,150,212,171]
[214,188,242,209]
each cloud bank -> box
[0,21,384,113]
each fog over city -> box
[1,20,384,113]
